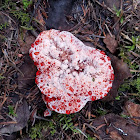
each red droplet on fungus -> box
[34,52,39,55]
[111,74,114,80]
[107,87,112,92]
[99,92,103,95]
[36,71,42,76]
[66,110,71,114]
[34,62,38,66]
[35,78,39,84]
[52,105,56,109]
[31,43,34,48]
[77,99,80,102]
[35,39,41,45]
[40,62,45,66]
[88,91,92,95]
[57,97,61,100]
[107,56,111,61]
[100,51,106,55]
[29,52,33,59]
[91,96,96,101]
[69,86,74,92]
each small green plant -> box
[125,36,140,51]
[29,120,56,139]
[120,113,129,118]
[1,0,16,10]
[0,22,9,30]
[0,75,5,80]
[115,96,120,100]
[22,0,32,10]
[96,108,107,116]
[29,122,43,139]
[8,105,17,117]
[118,81,131,92]
[11,10,30,25]
[48,121,56,135]
[113,5,124,24]
[87,135,96,140]
[1,0,33,29]
[119,77,140,97]
[131,77,140,94]
[58,114,79,133]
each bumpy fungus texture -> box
[29,29,114,115]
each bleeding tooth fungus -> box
[29,29,114,116]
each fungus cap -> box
[29,29,114,114]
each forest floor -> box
[0,0,140,140]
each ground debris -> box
[123,101,140,124]
[18,33,35,55]
[17,55,37,92]
[103,54,131,101]
[45,0,75,30]
[103,34,118,53]
[91,113,140,140]
[0,99,30,134]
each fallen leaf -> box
[110,130,123,140]
[124,101,140,124]
[103,34,118,53]
[18,34,35,54]
[0,99,30,134]
[91,113,140,140]
[18,55,37,91]
[35,9,46,26]
[103,54,131,101]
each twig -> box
[0,11,17,25]
[95,0,116,15]
[105,24,113,37]
[121,33,140,49]
[0,92,7,109]
[2,49,24,77]
[130,51,140,58]
[89,34,105,39]
[130,70,140,73]
[24,0,42,41]
[112,11,123,29]
[0,121,17,125]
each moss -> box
[119,34,140,98]
[29,121,56,139]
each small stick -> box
[130,70,140,73]
[95,0,116,15]
[105,24,113,37]
[0,121,17,125]
[24,0,42,41]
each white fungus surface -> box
[29,29,114,114]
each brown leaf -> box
[0,99,30,134]
[18,55,37,91]
[103,34,118,53]
[103,54,131,101]
[91,113,140,140]
[35,9,46,26]
[124,101,140,124]
[18,34,35,54]
[110,130,123,140]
